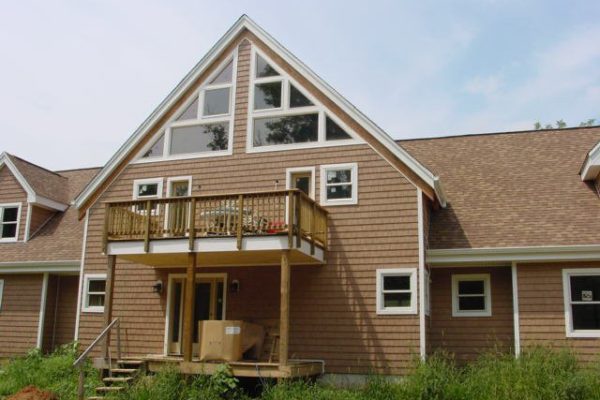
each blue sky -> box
[1,0,599,169]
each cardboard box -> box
[198,320,266,362]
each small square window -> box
[254,82,282,110]
[82,274,106,313]
[452,274,492,317]
[376,268,417,315]
[320,164,358,206]
[203,88,230,116]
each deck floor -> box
[143,355,324,378]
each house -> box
[0,152,99,355]
[2,15,600,383]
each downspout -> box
[417,188,426,360]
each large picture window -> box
[563,269,600,337]
[248,49,358,152]
[138,56,235,162]
[0,203,20,242]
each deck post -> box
[279,250,291,370]
[182,253,197,362]
[102,255,116,360]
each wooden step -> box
[96,386,124,393]
[117,359,144,366]
[109,368,138,374]
[87,397,105,400]
[103,376,134,384]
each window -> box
[0,203,21,242]
[320,163,358,206]
[133,178,163,214]
[563,269,600,337]
[376,268,417,315]
[248,49,358,151]
[139,56,235,162]
[0,279,4,311]
[452,274,492,317]
[82,274,106,313]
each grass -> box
[2,346,600,399]
[0,343,102,400]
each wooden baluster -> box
[144,200,151,253]
[189,198,196,251]
[295,193,301,248]
[287,191,294,248]
[237,194,244,250]
[310,201,316,255]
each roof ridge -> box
[397,125,600,143]
[54,166,102,174]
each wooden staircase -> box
[88,359,145,400]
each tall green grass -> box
[0,343,101,400]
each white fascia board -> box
[427,244,600,265]
[30,195,69,211]
[0,260,80,274]
[74,15,443,212]
[580,141,600,181]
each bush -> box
[0,343,101,400]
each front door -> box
[167,275,225,355]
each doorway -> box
[166,273,226,355]
[286,167,315,199]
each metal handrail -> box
[73,318,121,400]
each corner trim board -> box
[36,272,49,349]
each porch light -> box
[230,279,240,294]
[152,280,163,294]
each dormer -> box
[580,141,600,195]
[0,152,70,242]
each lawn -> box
[2,346,600,400]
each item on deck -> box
[198,320,265,362]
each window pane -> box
[170,123,229,155]
[289,84,313,108]
[326,117,352,140]
[458,280,485,295]
[573,304,600,330]
[1,223,17,239]
[88,280,106,292]
[384,293,411,308]
[326,185,353,200]
[253,114,318,146]
[326,169,352,184]
[294,176,310,196]
[210,60,233,84]
[383,275,410,291]
[176,98,198,121]
[203,88,230,116]
[142,133,165,158]
[88,294,105,307]
[254,82,282,110]
[171,181,189,197]
[137,183,158,197]
[2,207,18,223]
[458,296,485,311]
[256,54,279,78]
[570,276,600,302]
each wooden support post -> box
[279,251,291,369]
[310,202,316,255]
[182,253,197,362]
[144,200,152,253]
[287,191,294,249]
[189,198,196,251]
[102,255,116,359]
[295,195,301,249]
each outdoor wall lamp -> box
[152,280,163,294]
[230,279,240,294]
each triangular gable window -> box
[210,60,233,84]
[176,98,198,121]
[142,132,165,158]
[326,116,352,141]
[289,84,313,108]
[256,54,279,78]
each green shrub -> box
[0,343,101,400]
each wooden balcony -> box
[102,189,328,266]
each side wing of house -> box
[73,17,439,377]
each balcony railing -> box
[102,189,328,254]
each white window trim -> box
[563,268,600,338]
[320,163,358,206]
[166,176,193,197]
[451,273,492,317]
[0,279,4,311]
[286,167,316,199]
[0,202,22,242]
[82,273,107,313]
[376,268,418,315]
[133,178,164,200]
[133,52,238,164]
[246,46,362,153]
